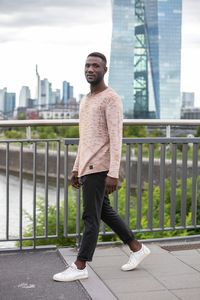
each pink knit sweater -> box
[72,87,123,178]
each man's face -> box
[85,56,107,85]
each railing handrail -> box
[1,119,200,128]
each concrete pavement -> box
[1,243,200,300]
[60,243,200,300]
[0,250,91,300]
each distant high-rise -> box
[5,92,16,116]
[63,81,70,105]
[182,92,195,108]
[0,88,7,113]
[109,0,182,119]
[69,85,74,99]
[51,89,61,105]
[19,86,31,107]
[40,79,52,108]
[36,65,40,106]
[36,65,52,108]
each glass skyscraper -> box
[109,0,182,119]
[109,0,135,117]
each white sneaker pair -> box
[53,262,88,282]
[53,244,150,282]
[121,243,151,271]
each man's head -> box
[87,52,107,65]
[85,52,107,85]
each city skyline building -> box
[40,79,52,108]
[62,81,70,105]
[109,0,182,119]
[182,92,195,108]
[62,81,74,105]
[0,88,16,117]
[109,0,135,117]
[51,89,61,105]
[4,92,16,116]
[19,86,31,107]
[0,88,7,113]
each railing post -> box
[26,126,32,139]
[166,125,171,137]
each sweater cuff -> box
[107,170,119,179]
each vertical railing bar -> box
[192,143,198,226]
[181,143,188,227]
[6,142,10,240]
[64,144,69,237]
[56,141,60,237]
[148,144,154,229]
[19,143,23,249]
[26,126,31,139]
[136,144,142,229]
[33,142,37,249]
[159,143,166,229]
[113,190,118,212]
[44,142,49,237]
[170,143,177,228]
[125,144,131,226]
[166,125,171,138]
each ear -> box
[104,66,108,73]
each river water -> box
[0,171,64,243]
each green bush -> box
[21,177,200,247]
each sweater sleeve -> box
[72,144,80,174]
[105,96,123,178]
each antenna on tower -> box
[36,64,39,76]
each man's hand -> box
[70,171,80,189]
[105,176,118,194]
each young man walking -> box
[53,52,150,282]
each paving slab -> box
[58,243,200,300]
[59,247,116,300]
[156,273,200,290]
[104,276,166,293]
[172,288,200,300]
[117,290,179,300]
[0,250,91,300]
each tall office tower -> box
[69,85,74,99]
[51,89,61,106]
[109,0,135,117]
[62,81,70,105]
[182,92,195,108]
[40,79,52,108]
[109,0,182,119]
[19,86,31,107]
[0,88,7,113]
[5,92,16,116]
[36,65,40,107]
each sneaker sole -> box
[53,274,88,282]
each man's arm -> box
[105,176,118,194]
[105,96,123,193]
[70,171,81,189]
[70,146,81,189]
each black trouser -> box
[77,171,135,261]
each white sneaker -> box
[121,244,151,271]
[53,262,88,282]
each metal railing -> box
[0,120,200,250]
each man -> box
[53,52,150,282]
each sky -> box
[0,0,200,106]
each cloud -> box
[0,0,111,45]
[183,0,200,23]
[0,0,111,28]
[182,0,200,47]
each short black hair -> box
[87,52,107,65]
